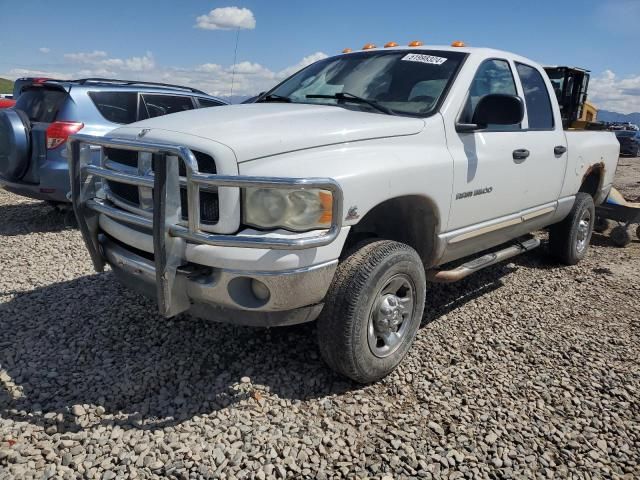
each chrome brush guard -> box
[68,134,343,316]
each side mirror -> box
[456,94,524,132]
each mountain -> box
[0,77,13,94]
[598,110,640,125]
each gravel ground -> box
[1,158,639,480]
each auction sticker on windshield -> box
[402,53,447,65]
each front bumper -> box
[69,133,344,321]
[102,236,336,326]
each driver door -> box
[444,58,531,233]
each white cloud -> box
[64,50,108,63]
[64,50,155,72]
[230,61,274,77]
[2,51,329,99]
[195,6,256,30]
[39,47,50,54]
[277,52,328,79]
[123,52,156,72]
[589,70,640,114]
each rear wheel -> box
[317,240,426,383]
[549,193,595,265]
[610,225,632,248]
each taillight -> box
[46,121,84,149]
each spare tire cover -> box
[0,109,31,180]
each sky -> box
[0,0,639,112]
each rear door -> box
[512,62,566,212]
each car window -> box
[197,98,223,108]
[89,91,138,124]
[15,88,67,123]
[141,94,195,118]
[460,59,518,127]
[516,63,554,129]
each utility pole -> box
[230,27,240,100]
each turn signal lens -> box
[342,48,353,53]
[362,43,376,50]
[384,41,398,48]
[45,121,84,150]
[451,40,466,47]
[408,40,424,47]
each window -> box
[460,59,518,126]
[266,50,466,116]
[15,88,67,123]
[140,94,195,118]
[89,91,138,124]
[197,98,223,108]
[516,63,555,129]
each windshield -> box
[267,50,466,116]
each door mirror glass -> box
[472,93,524,128]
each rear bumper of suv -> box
[0,149,73,203]
[69,133,344,324]
[0,178,69,203]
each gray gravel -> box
[1,159,639,479]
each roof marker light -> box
[384,41,398,48]
[408,40,424,47]
[362,43,376,50]
[451,40,466,47]
[342,48,353,53]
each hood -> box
[116,103,425,163]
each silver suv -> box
[0,78,227,204]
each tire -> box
[593,216,610,233]
[636,225,640,241]
[0,109,31,180]
[317,240,426,383]
[549,192,595,265]
[610,225,632,248]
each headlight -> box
[243,187,333,231]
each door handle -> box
[554,145,567,155]
[512,149,530,161]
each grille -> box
[103,148,219,225]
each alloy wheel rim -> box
[367,274,416,358]
[576,209,592,253]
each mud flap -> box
[152,154,190,317]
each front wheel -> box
[317,240,426,383]
[549,193,595,265]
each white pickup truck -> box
[69,44,619,383]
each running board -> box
[427,236,541,283]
